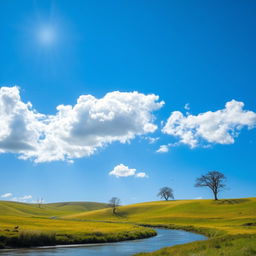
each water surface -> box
[0,228,206,256]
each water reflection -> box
[0,229,206,256]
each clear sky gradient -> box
[0,0,255,204]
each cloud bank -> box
[162,100,256,147]
[0,86,164,162]
[109,164,148,178]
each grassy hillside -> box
[1,198,256,255]
[0,201,155,248]
[0,200,108,217]
[47,201,109,213]
[64,198,256,255]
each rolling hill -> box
[0,200,108,217]
[0,200,155,248]
[63,198,256,256]
[64,198,256,235]
[1,198,256,255]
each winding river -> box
[0,228,206,256]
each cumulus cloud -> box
[135,172,148,178]
[109,164,136,177]
[162,100,256,147]
[184,103,190,111]
[156,144,169,153]
[1,193,33,202]
[11,195,33,202]
[19,195,32,200]
[144,136,159,144]
[109,164,148,178]
[0,87,44,154]
[0,86,164,162]
[1,193,12,198]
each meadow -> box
[0,201,156,248]
[0,198,256,255]
[65,198,256,255]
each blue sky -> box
[0,0,255,204]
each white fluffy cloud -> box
[156,144,169,153]
[109,164,148,178]
[1,193,12,198]
[1,193,33,202]
[144,136,159,144]
[0,86,164,162]
[11,195,33,202]
[135,172,148,178]
[162,100,256,147]
[0,87,44,154]
[184,103,190,111]
[19,195,32,200]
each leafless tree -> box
[157,187,174,201]
[37,198,44,208]
[109,197,120,214]
[195,171,226,200]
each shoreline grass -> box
[134,234,256,256]
[0,201,156,249]
[0,226,156,249]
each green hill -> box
[64,198,256,235]
[63,198,256,256]
[1,198,256,255]
[0,200,155,249]
[46,201,109,214]
[0,200,108,217]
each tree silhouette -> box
[109,197,121,214]
[195,171,226,200]
[157,187,174,201]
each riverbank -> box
[64,198,256,256]
[0,201,156,249]
[135,233,256,256]
[0,229,206,256]
[0,227,156,249]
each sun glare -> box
[38,26,56,45]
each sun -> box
[38,26,56,45]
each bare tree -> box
[157,187,174,201]
[37,198,44,208]
[109,197,121,214]
[195,171,226,200]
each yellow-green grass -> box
[0,200,108,217]
[64,198,256,256]
[65,198,256,235]
[1,198,256,254]
[135,234,256,256]
[0,201,156,248]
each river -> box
[0,228,206,256]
